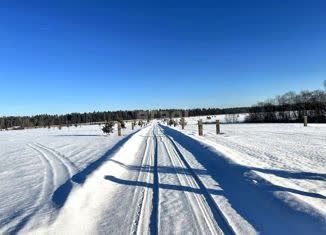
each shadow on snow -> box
[158,125,326,235]
[51,130,141,207]
[105,125,325,235]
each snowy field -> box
[0,124,139,234]
[170,118,326,223]
[184,113,248,124]
[0,119,325,234]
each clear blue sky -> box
[0,0,325,116]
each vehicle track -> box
[29,143,78,207]
[130,130,154,235]
[34,143,77,176]
[131,128,159,235]
[3,144,57,234]
[157,126,235,235]
[154,127,220,234]
[28,144,56,199]
[159,137,220,233]
[150,130,159,235]
[28,143,70,187]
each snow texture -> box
[0,119,325,234]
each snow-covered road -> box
[1,122,325,234]
[30,124,230,234]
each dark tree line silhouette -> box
[0,107,248,130]
[246,89,326,123]
[1,87,325,130]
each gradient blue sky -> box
[0,0,325,116]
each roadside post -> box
[198,119,203,136]
[304,115,308,127]
[181,117,185,130]
[216,120,220,134]
[118,122,122,136]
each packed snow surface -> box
[0,120,325,234]
[0,124,138,234]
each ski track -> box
[156,126,226,235]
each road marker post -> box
[118,122,122,136]
[198,119,203,136]
[304,115,308,127]
[216,120,220,134]
[180,117,185,130]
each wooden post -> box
[304,115,308,127]
[216,120,220,134]
[180,117,185,130]
[198,119,203,136]
[118,122,122,136]
[132,122,135,130]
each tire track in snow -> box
[131,128,159,235]
[130,132,153,235]
[28,144,56,199]
[4,144,56,234]
[112,127,158,235]
[33,143,76,206]
[149,129,159,235]
[155,129,201,234]
[156,127,221,234]
[163,140,220,234]
[34,143,77,176]
[157,126,235,235]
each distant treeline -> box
[246,89,326,123]
[0,107,248,130]
[3,89,324,130]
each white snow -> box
[185,113,248,124]
[0,123,139,234]
[168,118,326,222]
[0,119,325,234]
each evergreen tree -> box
[168,119,175,126]
[102,121,114,135]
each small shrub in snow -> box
[168,119,177,126]
[102,121,114,135]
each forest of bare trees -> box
[246,89,326,123]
